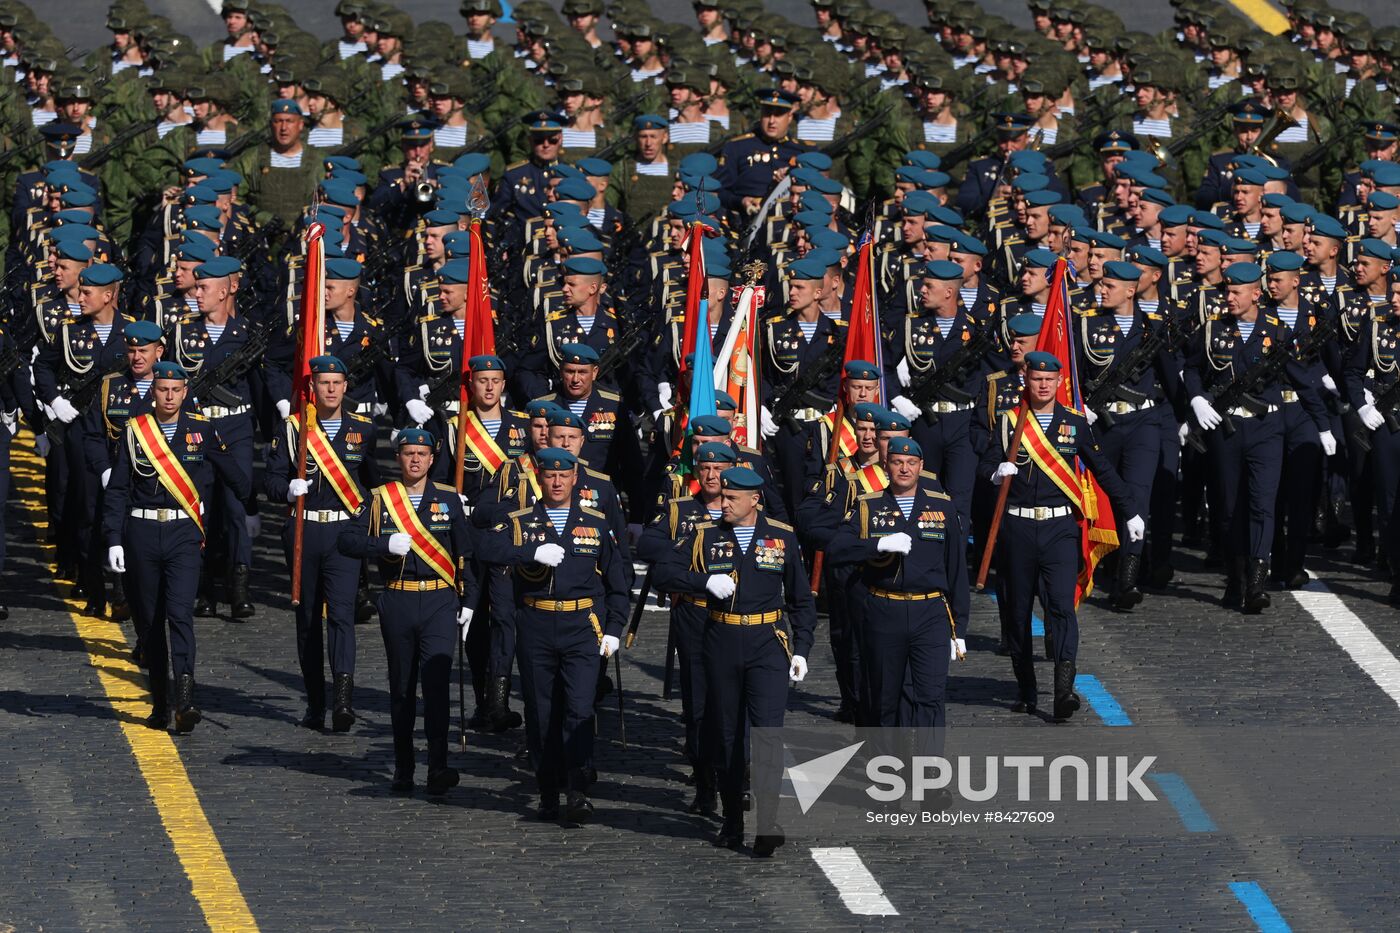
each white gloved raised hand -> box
[101,468,111,489]
[1319,430,1337,457]
[657,381,673,411]
[287,478,311,501]
[789,655,808,683]
[34,435,51,458]
[1322,374,1338,394]
[1084,407,1098,425]
[275,399,291,419]
[896,358,911,387]
[387,532,412,556]
[107,545,125,573]
[599,634,620,657]
[1190,395,1223,431]
[457,607,473,641]
[992,461,1018,485]
[417,383,430,400]
[405,399,434,425]
[760,405,778,438]
[50,396,79,423]
[1126,514,1145,542]
[890,395,921,420]
[705,574,736,599]
[877,531,912,554]
[1358,403,1385,431]
[533,543,565,567]
[245,514,261,539]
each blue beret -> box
[312,204,347,222]
[633,113,668,130]
[545,201,586,223]
[326,257,362,280]
[886,436,922,458]
[894,165,936,186]
[319,179,360,207]
[547,410,586,430]
[1102,260,1141,281]
[61,189,98,207]
[852,402,888,423]
[807,227,850,252]
[396,427,436,449]
[1265,251,1305,272]
[1011,172,1050,192]
[270,99,304,117]
[1372,163,1400,186]
[1233,167,1267,186]
[844,360,881,381]
[575,157,612,177]
[1282,202,1316,224]
[1191,211,1227,231]
[182,156,224,176]
[790,166,825,189]
[54,209,92,225]
[1086,229,1127,249]
[680,172,721,192]
[1139,187,1175,207]
[195,256,242,278]
[875,409,911,431]
[1024,351,1061,372]
[1008,313,1042,336]
[560,226,605,252]
[1159,204,1195,227]
[124,320,164,346]
[796,151,833,171]
[1049,204,1087,227]
[1126,245,1168,268]
[1224,237,1259,255]
[563,256,606,276]
[808,173,844,196]
[903,151,942,169]
[535,447,578,470]
[691,414,731,437]
[1023,248,1058,269]
[204,170,241,193]
[1005,146,1045,167]
[556,177,597,201]
[1196,229,1231,249]
[928,205,963,227]
[696,442,738,463]
[453,152,491,176]
[1262,193,1295,209]
[151,361,189,381]
[925,224,961,244]
[328,166,365,185]
[526,399,565,420]
[468,354,505,372]
[679,152,719,175]
[310,355,347,375]
[951,232,988,256]
[79,263,123,285]
[793,210,833,229]
[667,199,698,221]
[714,390,738,411]
[324,155,362,172]
[423,208,460,226]
[1369,191,1400,211]
[1309,214,1347,239]
[176,238,217,262]
[559,343,600,364]
[1223,262,1263,284]
[438,258,473,283]
[923,259,964,280]
[1359,238,1395,261]
[720,466,764,489]
[442,230,472,257]
[902,190,942,216]
[183,205,221,230]
[802,248,841,272]
[786,256,828,280]
[549,163,584,182]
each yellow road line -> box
[14,434,258,932]
[1227,0,1290,34]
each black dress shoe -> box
[564,791,594,823]
[391,773,414,795]
[832,703,854,724]
[538,795,561,820]
[1010,700,1037,714]
[1285,571,1310,589]
[713,819,744,850]
[0,604,8,620]
[172,674,201,734]
[298,709,325,730]
[425,767,460,796]
[143,707,171,730]
[752,829,786,858]
[1147,564,1175,588]
[110,601,130,622]
[331,674,355,732]
[687,784,718,818]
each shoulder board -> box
[765,518,794,532]
[737,445,761,456]
[580,506,606,520]
[364,314,382,327]
[506,409,528,418]
[857,490,884,500]
[1210,147,1233,156]
[544,310,566,321]
[764,313,785,325]
[597,388,620,401]
[120,313,136,322]
[694,521,716,532]
[189,412,209,421]
[732,132,755,141]
[508,506,533,519]
[1077,182,1100,192]
[505,159,527,170]
[664,495,691,507]
[923,487,951,500]
[584,466,612,481]
[832,319,849,329]
[1063,406,1083,416]
[1145,312,1162,321]
[59,318,77,328]
[986,369,1008,381]
[349,412,373,423]
[919,469,940,481]
[1264,314,1280,326]
[432,482,457,492]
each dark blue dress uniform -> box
[1342,289,1400,594]
[978,356,1136,718]
[826,444,969,729]
[482,449,630,817]
[337,436,477,793]
[102,377,250,729]
[518,302,622,401]
[548,384,626,470]
[715,91,808,212]
[265,366,379,730]
[656,468,817,851]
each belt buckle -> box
[1034,506,1049,521]
[157,508,173,522]
[317,510,330,522]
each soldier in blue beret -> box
[102,350,251,733]
[481,443,630,823]
[655,462,817,856]
[339,426,476,796]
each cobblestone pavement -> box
[3,427,1400,931]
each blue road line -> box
[1073,674,1132,726]
[1149,773,1217,832]
[982,592,1043,636]
[1228,882,1291,933]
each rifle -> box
[595,320,649,382]
[1083,310,1201,429]
[330,111,403,159]
[905,322,1000,416]
[45,360,128,442]
[770,331,847,431]
[188,318,277,408]
[1183,311,1338,453]
[821,105,894,160]
[1354,376,1400,454]
[79,116,161,170]
[938,122,998,173]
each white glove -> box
[1358,403,1385,431]
[1322,374,1338,394]
[760,405,778,438]
[50,396,79,423]
[275,399,291,419]
[101,468,111,489]
[896,358,911,387]
[107,545,125,573]
[405,399,434,425]
[458,493,471,518]
[599,634,620,657]
[287,478,311,501]
[890,395,921,420]
[950,637,967,661]
[417,383,430,400]
[34,435,51,458]
[387,532,412,556]
[992,461,1018,485]
[789,655,808,683]
[1177,422,1190,444]
[457,607,473,641]
[877,531,912,554]
[533,543,565,567]
[0,409,16,437]
[705,574,736,599]
[1190,396,1222,431]
[657,381,673,410]
[1084,407,1098,425]
[373,402,389,418]
[1319,429,1337,457]
[245,514,261,538]
[1126,514,1145,542]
